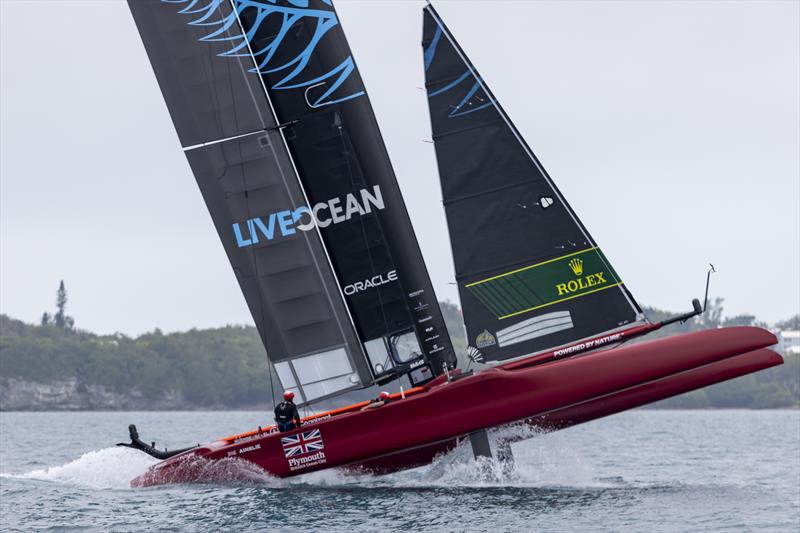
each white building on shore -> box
[775,330,800,355]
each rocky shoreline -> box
[0,378,267,411]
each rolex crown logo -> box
[568,258,583,276]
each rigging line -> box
[268,360,276,408]
[226,0,367,393]
[334,121,395,351]
[425,5,640,316]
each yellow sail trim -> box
[498,283,622,320]
[465,247,599,288]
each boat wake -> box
[1,447,159,490]
[1,447,278,490]
[292,424,607,490]
[0,425,608,491]
[395,425,602,488]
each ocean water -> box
[1,410,798,532]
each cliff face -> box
[0,378,191,411]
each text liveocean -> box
[232,186,385,248]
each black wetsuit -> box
[274,400,301,432]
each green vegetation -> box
[0,295,797,410]
[40,280,75,330]
[0,315,269,407]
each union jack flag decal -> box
[281,429,325,458]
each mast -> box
[422,3,645,363]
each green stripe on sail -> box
[465,247,623,319]
[470,283,505,317]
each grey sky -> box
[1,0,798,336]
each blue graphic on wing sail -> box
[423,25,493,118]
[163,0,365,108]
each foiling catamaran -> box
[120,0,783,486]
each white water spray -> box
[1,447,158,490]
[1,424,603,490]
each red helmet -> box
[283,391,295,401]
[378,391,391,400]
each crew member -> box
[274,391,301,432]
[360,391,392,411]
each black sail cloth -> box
[422,4,643,362]
[128,0,455,404]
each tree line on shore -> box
[0,282,797,410]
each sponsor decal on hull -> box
[227,443,262,457]
[288,450,327,471]
[233,428,278,444]
[553,331,624,357]
[282,429,327,471]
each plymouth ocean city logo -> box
[282,429,327,471]
[233,185,384,248]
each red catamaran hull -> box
[131,327,782,487]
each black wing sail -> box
[128,0,370,405]
[129,0,456,401]
[422,4,644,362]
[228,0,457,382]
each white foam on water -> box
[0,425,604,491]
[291,466,369,487]
[1,447,158,490]
[292,424,605,490]
[395,424,601,489]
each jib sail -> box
[422,3,644,362]
[129,0,455,402]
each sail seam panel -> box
[442,178,553,206]
[429,116,507,140]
